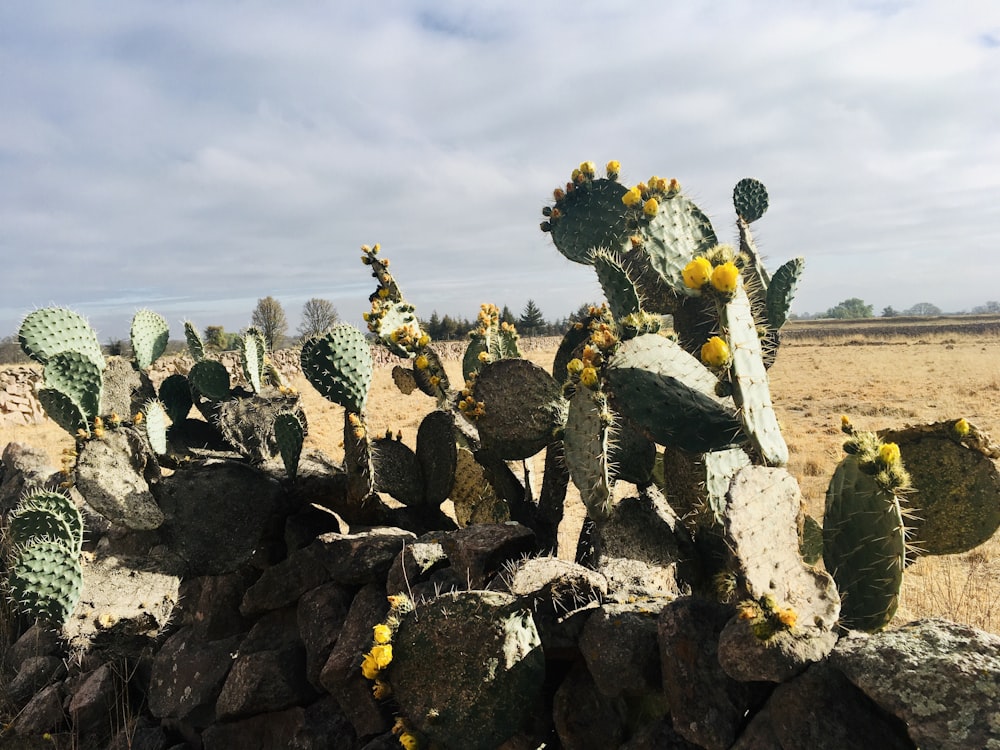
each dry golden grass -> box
[3,327,999,633]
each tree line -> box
[791,299,1000,320]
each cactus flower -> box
[360,652,380,680]
[373,624,392,644]
[622,186,643,207]
[579,161,596,177]
[370,644,393,669]
[399,732,420,750]
[878,442,901,465]
[566,358,584,375]
[701,336,731,368]
[372,680,392,700]
[580,367,599,389]
[954,418,970,436]
[605,160,620,177]
[414,355,429,370]
[711,262,740,294]
[643,197,659,217]
[682,257,713,290]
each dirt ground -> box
[2,329,998,632]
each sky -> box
[2,1,999,341]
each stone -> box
[239,606,302,653]
[240,543,333,616]
[830,619,1000,750]
[579,603,662,698]
[385,536,449,595]
[658,597,771,750]
[310,528,416,587]
[297,582,354,688]
[620,717,704,749]
[7,654,66,706]
[388,590,545,750]
[438,522,537,588]
[5,622,62,671]
[0,442,59,514]
[319,583,392,738]
[215,643,316,721]
[147,627,241,724]
[66,663,117,739]
[598,557,685,603]
[178,573,252,640]
[155,461,284,575]
[732,663,914,750]
[552,661,626,750]
[10,682,66,736]
[106,716,171,750]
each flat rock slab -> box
[830,618,1000,750]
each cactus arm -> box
[130,309,169,371]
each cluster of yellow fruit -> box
[738,594,798,641]
[682,255,740,295]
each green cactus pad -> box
[301,325,373,414]
[188,359,231,401]
[766,258,805,329]
[552,321,593,383]
[638,192,718,295]
[606,334,742,453]
[18,307,104,370]
[373,437,425,506]
[9,538,83,626]
[607,416,657,486]
[183,320,205,361]
[392,364,417,395]
[130,309,169,370]
[37,386,89,436]
[43,350,103,421]
[471,359,567,460]
[462,336,490,382]
[879,420,1000,557]
[549,178,631,264]
[158,373,193,424]
[800,514,823,566]
[416,410,457,507]
[563,387,614,520]
[413,348,450,399]
[592,249,642,320]
[19,489,84,554]
[241,330,265,393]
[273,412,304,480]
[450,447,509,526]
[343,410,375,504]
[373,302,424,359]
[721,281,789,466]
[10,506,76,552]
[824,454,906,632]
[733,178,769,223]
[143,399,169,455]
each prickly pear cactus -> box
[130,309,169,371]
[301,324,373,414]
[8,539,83,626]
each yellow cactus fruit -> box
[580,367,599,389]
[566,358,585,375]
[373,623,392,644]
[701,336,731,368]
[643,197,659,217]
[878,442,901,465]
[622,186,643,207]
[399,732,420,750]
[414,355,429,370]
[683,257,713,289]
[954,418,970,436]
[370,644,393,669]
[710,262,740,294]
[360,652,380,680]
[579,161,596,177]
[605,160,620,177]
[478,351,490,363]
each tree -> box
[881,306,899,318]
[204,325,229,351]
[251,296,288,351]
[297,298,339,339]
[500,305,516,325]
[519,299,546,336]
[972,301,1000,314]
[904,302,941,317]
[824,298,873,319]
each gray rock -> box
[732,663,914,750]
[0,442,60,514]
[7,654,66,706]
[10,682,65,736]
[388,590,545,750]
[297,583,353,688]
[178,572,252,640]
[552,661,626,750]
[106,716,171,750]
[591,490,685,565]
[830,619,1000,750]
[155,461,284,575]
[439,522,537,588]
[598,556,685,603]
[318,583,392,738]
[385,536,449,595]
[621,717,704,749]
[5,622,62,670]
[240,606,302,653]
[579,602,662,698]
[66,663,116,739]
[658,597,771,750]
[215,643,316,721]
[312,528,416,586]
[240,543,332,616]
[202,697,358,750]
[147,627,241,723]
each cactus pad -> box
[273,412,304,480]
[18,489,84,555]
[188,359,231,401]
[9,539,83,626]
[733,178,769,223]
[563,387,614,520]
[766,258,805,329]
[301,325,373,414]
[130,309,169,370]
[183,320,205,361]
[549,178,631,264]
[18,306,104,369]
[43,350,103,421]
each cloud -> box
[1,1,998,341]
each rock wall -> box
[1,442,998,750]
[0,367,45,427]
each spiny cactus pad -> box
[18,306,104,369]
[188,359,231,401]
[563,387,614,520]
[183,320,205,361]
[639,192,718,295]
[767,257,805,330]
[733,178,769,223]
[130,309,169,370]
[301,324,373,414]
[548,178,631,264]
[18,489,84,555]
[9,538,83,626]
[591,249,642,320]
[273,412,304,480]
[43,350,103,422]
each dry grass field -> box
[2,318,999,633]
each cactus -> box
[563,387,614,520]
[131,309,169,370]
[8,539,83,626]
[188,359,231,401]
[15,489,84,555]
[184,320,206,361]
[241,328,266,394]
[301,324,373,414]
[143,398,170,455]
[18,306,104,370]
[273,412,305,480]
